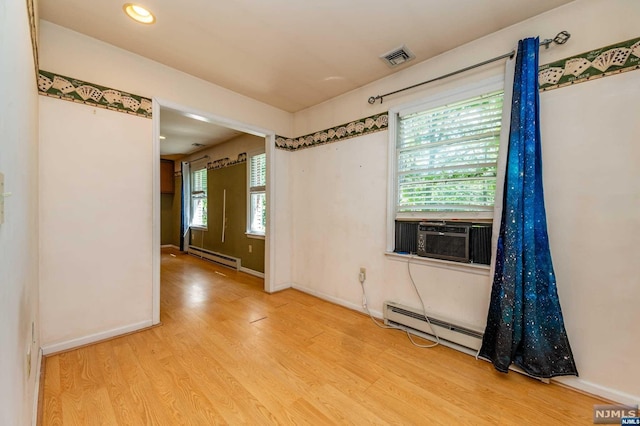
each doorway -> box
[151,98,277,324]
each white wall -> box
[38,20,295,348]
[0,1,40,424]
[39,21,292,137]
[39,97,153,349]
[541,70,640,402]
[290,0,640,404]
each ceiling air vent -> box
[380,45,415,67]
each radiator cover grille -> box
[383,301,483,351]
[187,246,240,270]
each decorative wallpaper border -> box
[275,113,388,151]
[276,36,640,152]
[38,36,639,150]
[539,36,640,92]
[207,152,246,170]
[38,70,152,118]
[171,152,247,177]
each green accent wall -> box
[160,193,175,245]
[189,163,265,273]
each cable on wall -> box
[359,255,441,348]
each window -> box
[190,167,207,228]
[247,151,266,236]
[393,84,504,220]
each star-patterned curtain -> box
[478,38,578,378]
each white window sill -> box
[190,226,208,231]
[245,232,265,240]
[385,251,490,276]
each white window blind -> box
[249,153,266,190]
[191,167,207,228]
[396,90,503,215]
[248,152,266,235]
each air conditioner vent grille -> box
[380,45,415,67]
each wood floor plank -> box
[41,248,607,425]
[42,357,63,426]
[92,343,142,426]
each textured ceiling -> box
[39,0,574,112]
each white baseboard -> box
[32,347,43,426]
[268,282,293,293]
[161,244,180,249]
[239,267,265,278]
[553,376,640,406]
[291,283,639,406]
[41,320,153,355]
[291,283,383,318]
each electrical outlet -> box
[359,267,366,283]
[248,244,252,253]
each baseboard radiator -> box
[187,246,240,270]
[383,301,484,352]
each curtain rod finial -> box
[554,30,570,45]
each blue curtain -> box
[478,38,578,378]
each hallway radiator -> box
[383,301,483,352]
[187,246,240,270]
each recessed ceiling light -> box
[159,135,166,139]
[123,3,156,24]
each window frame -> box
[386,75,505,253]
[246,150,266,238]
[189,163,208,230]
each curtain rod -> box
[367,31,570,105]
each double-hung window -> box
[392,79,504,221]
[247,151,266,236]
[190,167,208,228]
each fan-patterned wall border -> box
[539,36,640,91]
[172,153,247,177]
[277,36,640,151]
[38,70,152,118]
[207,152,246,170]
[275,113,388,151]
[38,36,639,144]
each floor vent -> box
[383,301,483,351]
[188,246,240,270]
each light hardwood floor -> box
[41,248,604,425]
